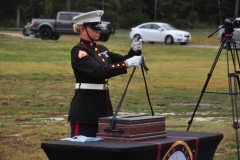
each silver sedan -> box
[129,22,191,45]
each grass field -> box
[0,29,240,159]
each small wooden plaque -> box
[97,114,166,141]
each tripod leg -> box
[187,41,225,131]
[231,40,240,91]
[229,73,240,159]
[233,42,240,68]
[227,39,240,159]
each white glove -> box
[126,56,142,68]
[131,38,143,51]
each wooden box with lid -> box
[97,114,166,141]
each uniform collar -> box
[79,38,96,47]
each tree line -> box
[0,0,239,29]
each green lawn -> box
[0,30,239,159]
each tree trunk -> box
[102,0,104,10]
[102,0,104,20]
[17,6,20,28]
[191,0,194,12]
[235,0,239,18]
[66,0,70,11]
[218,0,222,24]
[30,0,34,20]
[154,0,157,20]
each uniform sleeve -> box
[71,46,127,80]
[99,45,140,64]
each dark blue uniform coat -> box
[68,38,140,124]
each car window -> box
[59,14,71,20]
[162,24,177,30]
[152,24,161,30]
[71,14,81,20]
[59,13,81,20]
[139,24,152,29]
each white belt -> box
[75,83,109,90]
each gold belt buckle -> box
[104,83,109,90]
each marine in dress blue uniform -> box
[68,10,143,137]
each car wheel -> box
[180,42,187,45]
[40,28,52,40]
[22,28,29,36]
[165,35,174,45]
[51,35,60,40]
[134,34,142,40]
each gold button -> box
[98,53,101,56]
[105,79,108,82]
[117,64,120,66]
[122,63,125,66]
[90,43,93,45]
[102,59,105,62]
[95,48,98,51]
[112,65,115,68]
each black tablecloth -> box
[41,130,223,160]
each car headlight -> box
[175,33,182,36]
[184,34,191,37]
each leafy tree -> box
[0,0,238,28]
[118,0,148,28]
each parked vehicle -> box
[218,18,240,45]
[23,11,115,41]
[129,22,191,45]
[22,22,31,36]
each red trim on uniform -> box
[75,123,80,136]
[110,64,127,69]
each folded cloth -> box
[61,135,103,142]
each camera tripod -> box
[186,32,240,159]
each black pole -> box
[141,63,154,116]
[108,67,136,132]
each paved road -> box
[0,32,33,39]
[184,44,220,49]
[0,32,238,50]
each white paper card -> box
[61,135,103,142]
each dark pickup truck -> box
[25,11,115,41]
